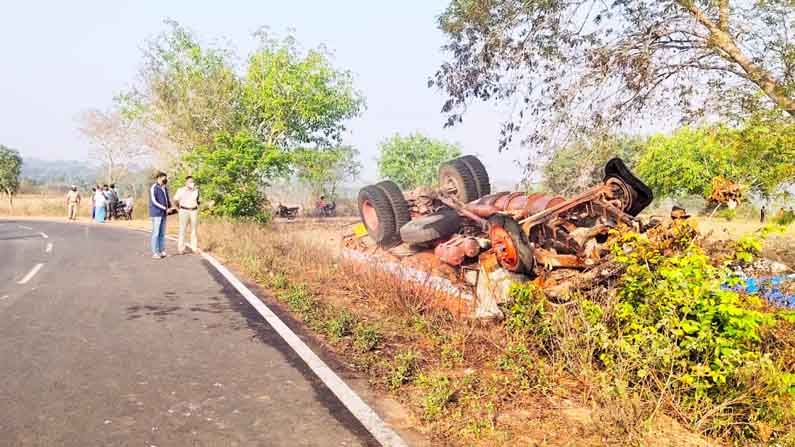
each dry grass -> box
[0,194,151,221]
[0,194,76,218]
[199,219,717,447]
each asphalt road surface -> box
[0,219,380,446]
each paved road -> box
[0,220,379,446]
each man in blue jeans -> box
[149,172,174,259]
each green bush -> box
[416,373,455,420]
[324,311,356,340]
[507,221,795,442]
[353,323,381,352]
[388,350,420,390]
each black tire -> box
[375,180,411,233]
[439,159,480,203]
[458,155,490,198]
[358,185,400,246]
[603,158,653,216]
[399,208,462,245]
[488,214,535,275]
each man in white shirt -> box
[173,175,200,254]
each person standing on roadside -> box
[66,185,81,220]
[174,175,200,255]
[93,186,107,223]
[149,172,173,259]
[108,183,119,220]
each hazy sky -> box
[0,0,526,183]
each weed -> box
[416,373,455,421]
[353,323,381,352]
[325,311,356,340]
[270,273,289,289]
[388,350,420,390]
[440,343,464,368]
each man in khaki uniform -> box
[66,186,81,220]
[173,176,199,254]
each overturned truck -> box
[346,156,654,318]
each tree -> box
[242,31,365,149]
[543,135,644,194]
[635,118,794,199]
[78,108,149,184]
[120,22,365,161]
[182,131,289,221]
[0,145,22,207]
[290,146,361,197]
[120,20,241,156]
[433,0,795,154]
[377,133,462,189]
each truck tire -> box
[603,158,653,216]
[458,155,491,198]
[439,158,480,203]
[375,180,411,233]
[400,208,462,245]
[358,185,400,246]
[488,214,535,275]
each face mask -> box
[162,179,168,185]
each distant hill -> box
[20,158,99,185]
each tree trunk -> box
[679,0,795,117]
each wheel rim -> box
[361,199,379,231]
[490,225,521,272]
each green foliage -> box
[242,33,365,148]
[123,19,241,151]
[416,373,455,420]
[121,22,365,219]
[377,133,462,189]
[183,131,289,221]
[0,145,22,202]
[388,350,420,390]
[325,311,356,340]
[637,119,795,200]
[353,323,381,352]
[776,210,795,226]
[434,0,795,155]
[636,127,741,198]
[734,225,785,265]
[290,146,361,197]
[506,222,795,441]
[543,135,644,194]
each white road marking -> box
[18,225,33,230]
[201,252,406,447]
[17,263,44,285]
[45,243,53,253]
[39,232,48,239]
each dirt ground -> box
[697,217,795,268]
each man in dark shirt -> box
[149,172,173,259]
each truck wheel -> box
[358,185,400,246]
[375,180,411,233]
[458,155,491,198]
[439,158,480,203]
[400,208,462,245]
[488,214,535,275]
[603,158,653,217]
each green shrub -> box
[388,350,420,390]
[416,373,455,420]
[353,323,381,352]
[325,311,356,340]
[506,221,795,442]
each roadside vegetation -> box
[199,217,795,446]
